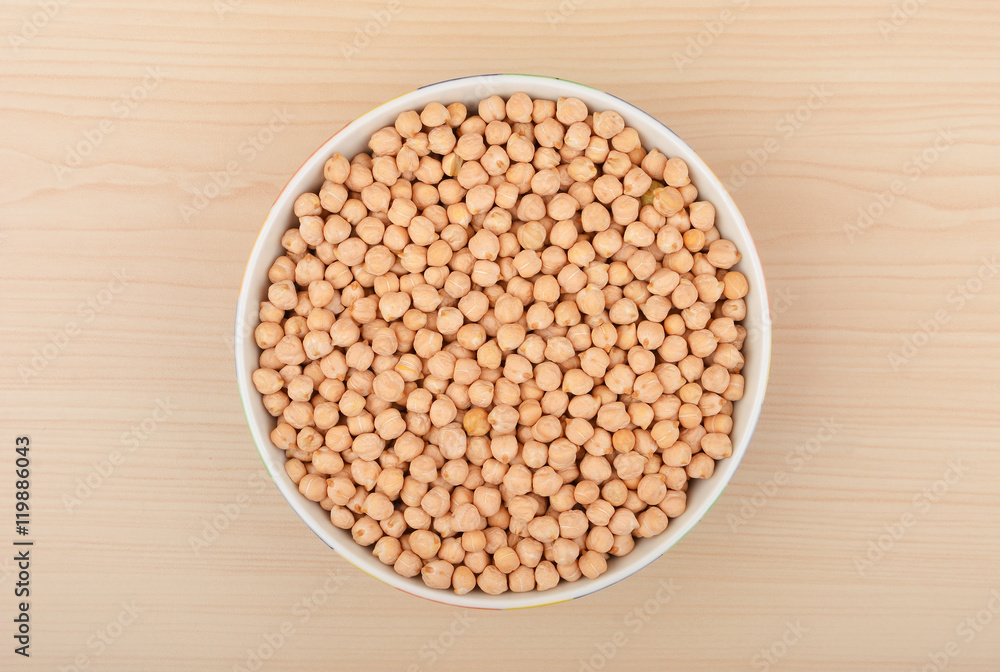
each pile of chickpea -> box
[253,93,749,595]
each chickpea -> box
[724,373,746,401]
[255,95,751,593]
[477,565,508,595]
[659,490,687,518]
[526,516,560,543]
[701,433,733,459]
[687,453,715,479]
[408,529,441,560]
[578,550,608,579]
[296,473,326,502]
[372,370,405,403]
[392,550,422,578]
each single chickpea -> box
[704,413,734,435]
[578,550,608,579]
[687,452,715,479]
[283,456,308,484]
[501,564,534,593]
[713,343,745,372]
[659,156,688,187]
[392,550,423,578]
[550,537,580,566]
[322,153,351,184]
[601,479,629,507]
[723,270,749,300]
[591,110,624,139]
[610,427,635,453]
[596,401,630,432]
[409,454,438,484]
[438,537,465,565]
[707,239,741,269]
[296,426,324,454]
[373,536,403,566]
[606,507,638,536]
[329,505,355,530]
[361,491,395,521]
[678,402,702,428]
[421,486,452,519]
[529,465,562,497]
[659,490,687,518]
[557,510,589,540]
[533,561,560,591]
[445,565,475,595]
[351,515,383,546]
[285,373,313,402]
[292,192,321,218]
[635,506,669,538]
[636,473,667,505]
[372,370,405,403]
[408,529,442,560]
[477,565,508,595]
[492,546,519,574]
[282,400,313,429]
[462,549,488,574]
[698,392,725,417]
[723,373,746,402]
[701,433,733,459]
[427,396,456,427]
[526,516,560,543]
[251,367,283,394]
[297,473,326,502]
[685,201,714,231]
[403,504,432,531]
[613,451,646,480]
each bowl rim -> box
[235,73,772,609]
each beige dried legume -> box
[254,93,750,595]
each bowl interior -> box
[235,74,771,609]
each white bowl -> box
[235,74,771,609]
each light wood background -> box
[2,1,999,670]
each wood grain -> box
[1,1,999,670]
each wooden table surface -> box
[2,1,999,670]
